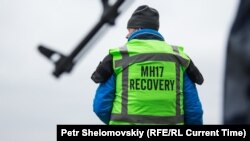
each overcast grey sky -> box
[0,0,239,140]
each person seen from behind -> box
[91,5,204,125]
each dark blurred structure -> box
[224,0,250,124]
[38,0,132,78]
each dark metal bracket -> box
[38,0,132,78]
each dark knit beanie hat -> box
[127,5,159,30]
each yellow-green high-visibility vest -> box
[109,39,190,125]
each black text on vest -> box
[129,65,175,91]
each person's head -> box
[126,5,159,38]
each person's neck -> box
[128,29,164,41]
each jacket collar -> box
[127,29,165,41]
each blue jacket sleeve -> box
[93,74,115,124]
[184,73,203,125]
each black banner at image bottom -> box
[57,125,250,140]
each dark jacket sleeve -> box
[186,59,204,85]
[91,54,114,83]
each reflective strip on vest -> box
[110,46,188,124]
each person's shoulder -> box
[174,45,185,52]
[109,45,128,54]
[171,44,190,58]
